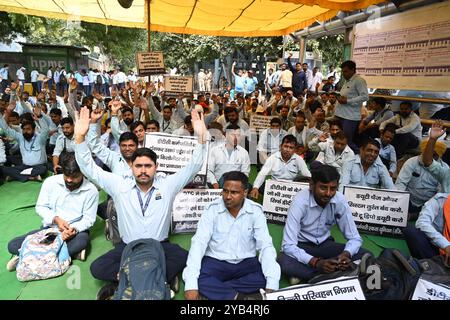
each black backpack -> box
[359,249,422,300]
[114,238,170,300]
[59,72,67,84]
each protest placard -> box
[266,276,365,300]
[136,52,165,75]
[144,132,209,186]
[163,76,193,98]
[411,278,450,300]
[343,186,410,237]
[172,189,222,234]
[263,180,309,225]
[250,115,273,132]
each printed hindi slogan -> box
[171,189,222,234]
[163,76,193,98]
[411,278,450,300]
[263,180,309,225]
[266,277,366,300]
[136,52,165,75]
[343,186,409,237]
[144,132,209,186]
[250,115,273,133]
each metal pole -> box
[369,94,450,105]
[147,0,151,51]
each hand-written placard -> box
[263,180,309,225]
[411,278,450,300]
[172,189,222,234]
[266,277,366,300]
[144,132,209,186]
[136,52,165,75]
[343,186,409,237]
[250,115,273,132]
[163,76,193,98]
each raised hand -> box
[139,97,148,111]
[90,107,104,123]
[429,120,446,140]
[74,106,91,139]
[191,108,207,143]
[111,99,122,115]
[69,79,78,92]
[10,81,19,91]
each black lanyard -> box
[136,187,155,216]
[24,135,37,152]
[163,120,170,132]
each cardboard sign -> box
[411,278,450,300]
[144,132,209,186]
[343,186,409,237]
[172,189,222,234]
[266,277,366,300]
[163,76,193,98]
[250,115,273,132]
[263,180,309,225]
[136,52,165,75]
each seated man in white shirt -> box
[207,124,250,189]
[6,152,99,270]
[379,101,422,158]
[172,115,195,136]
[183,171,280,300]
[257,117,287,165]
[311,131,354,175]
[250,134,311,199]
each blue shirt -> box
[0,67,8,80]
[426,159,450,193]
[282,190,363,265]
[0,115,49,166]
[339,155,395,193]
[234,75,245,92]
[416,193,450,250]
[376,138,397,173]
[334,74,369,121]
[36,175,99,232]
[244,77,258,94]
[395,156,446,207]
[75,141,206,243]
[182,198,280,291]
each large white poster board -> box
[343,186,409,237]
[352,1,450,91]
[144,132,209,186]
[263,180,309,225]
[172,189,222,234]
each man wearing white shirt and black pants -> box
[250,135,311,199]
[30,69,40,96]
[6,152,99,270]
[74,106,208,299]
[16,66,26,93]
[208,124,250,189]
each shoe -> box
[96,282,118,300]
[76,249,86,261]
[170,275,180,293]
[235,291,264,300]
[289,277,302,286]
[6,255,19,272]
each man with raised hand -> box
[74,106,208,299]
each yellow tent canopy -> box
[0,0,385,37]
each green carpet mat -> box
[0,171,409,300]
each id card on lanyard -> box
[136,187,155,216]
